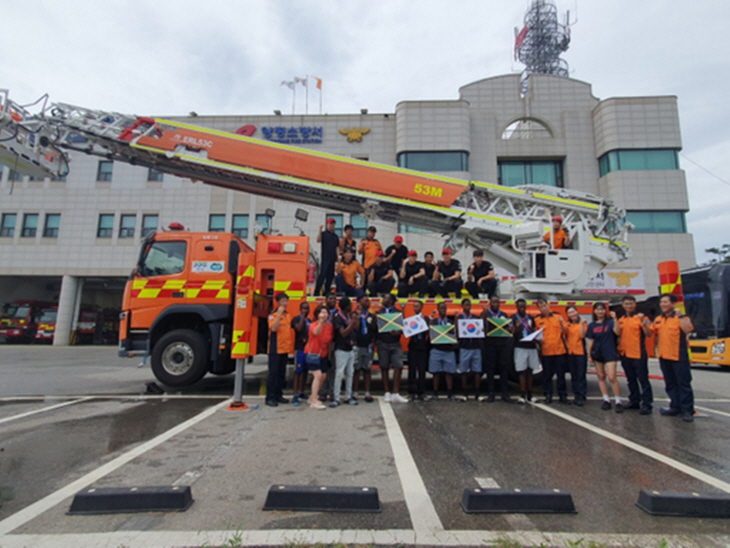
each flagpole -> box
[305,74,309,115]
[292,82,296,115]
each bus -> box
[683,264,730,367]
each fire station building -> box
[0,73,696,344]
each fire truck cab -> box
[119,229,309,387]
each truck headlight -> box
[711,341,726,355]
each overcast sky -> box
[2,0,728,264]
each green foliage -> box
[704,243,730,264]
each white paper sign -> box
[403,314,428,338]
[457,318,484,338]
[520,327,544,342]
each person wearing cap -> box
[385,235,409,273]
[266,293,294,407]
[543,215,570,250]
[433,249,463,298]
[339,224,356,256]
[398,250,427,298]
[465,249,498,300]
[335,247,365,298]
[366,250,395,296]
[358,226,383,270]
[315,218,340,296]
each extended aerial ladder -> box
[0,89,632,296]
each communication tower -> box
[514,0,571,77]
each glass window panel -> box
[499,163,527,187]
[140,241,187,277]
[142,214,158,237]
[119,214,136,238]
[97,214,114,238]
[147,168,164,182]
[351,214,368,239]
[397,151,468,172]
[255,214,270,235]
[8,170,23,182]
[397,223,431,234]
[653,211,685,233]
[646,150,678,170]
[618,150,647,170]
[43,213,60,238]
[530,162,557,186]
[1,213,17,237]
[232,214,249,238]
[208,214,225,232]
[97,161,113,182]
[21,214,38,237]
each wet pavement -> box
[0,346,729,546]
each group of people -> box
[266,284,696,421]
[314,220,500,300]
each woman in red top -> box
[305,305,334,410]
[564,305,588,406]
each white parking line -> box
[378,398,444,537]
[0,394,231,401]
[0,397,93,426]
[0,398,231,536]
[695,405,730,418]
[532,402,730,493]
[474,476,537,531]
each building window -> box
[325,213,344,236]
[147,168,164,182]
[626,210,686,234]
[97,160,113,182]
[8,169,23,182]
[51,174,67,182]
[351,214,368,239]
[397,151,468,172]
[119,214,136,238]
[232,214,249,239]
[1,213,16,237]
[498,160,563,187]
[255,214,270,235]
[21,213,38,238]
[142,214,158,237]
[502,118,553,140]
[97,214,114,238]
[397,223,432,234]
[209,214,226,232]
[599,149,679,176]
[43,213,61,238]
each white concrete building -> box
[0,74,696,341]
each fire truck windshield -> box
[39,309,58,323]
[139,241,187,277]
[3,304,30,319]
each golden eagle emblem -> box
[607,271,639,287]
[339,127,370,143]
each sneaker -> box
[682,411,695,422]
[391,393,409,403]
[660,407,681,416]
[364,395,374,403]
[615,403,624,414]
[292,397,300,407]
[517,397,526,404]
[346,397,359,405]
[383,392,392,403]
[329,400,340,408]
[310,401,326,410]
[601,400,611,411]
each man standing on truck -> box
[384,235,409,273]
[617,295,653,415]
[543,215,570,250]
[358,226,383,270]
[266,293,293,407]
[315,218,340,296]
[653,293,695,422]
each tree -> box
[704,244,730,264]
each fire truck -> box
[34,306,59,343]
[0,90,634,386]
[0,300,56,343]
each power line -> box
[680,152,730,187]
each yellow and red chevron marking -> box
[131,279,232,300]
[658,260,685,314]
[231,329,251,358]
[273,280,306,299]
[236,265,256,286]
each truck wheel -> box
[151,329,209,387]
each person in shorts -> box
[290,301,311,406]
[456,298,483,401]
[512,298,540,404]
[304,305,334,410]
[352,295,377,402]
[376,293,408,403]
[428,301,458,401]
[586,302,622,413]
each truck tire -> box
[151,329,209,387]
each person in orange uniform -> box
[543,215,570,249]
[266,293,294,407]
[564,305,588,406]
[653,293,695,422]
[358,226,383,270]
[535,297,568,404]
[617,295,654,415]
[335,247,365,298]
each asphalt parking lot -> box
[0,346,729,547]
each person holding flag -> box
[428,301,458,401]
[376,294,408,403]
[406,300,429,401]
[481,295,514,403]
[512,298,540,404]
